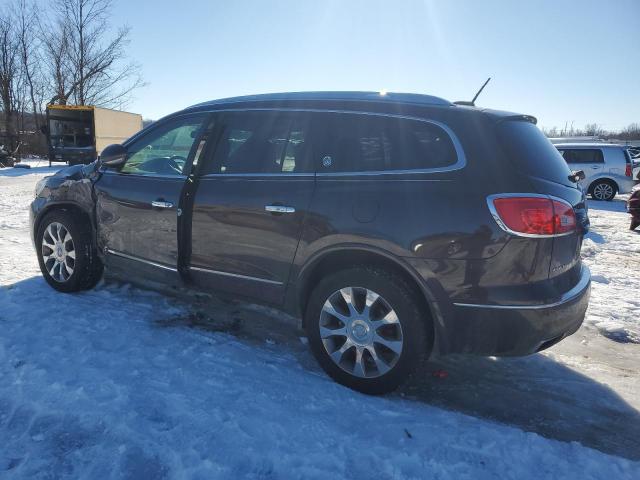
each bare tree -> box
[47,0,144,107]
[0,12,20,150]
[14,0,44,131]
[619,123,640,141]
[543,122,640,141]
[41,16,74,106]
[583,123,605,137]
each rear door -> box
[558,148,604,187]
[94,113,209,280]
[188,110,315,304]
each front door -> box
[95,113,209,280]
[189,110,315,304]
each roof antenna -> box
[454,77,491,106]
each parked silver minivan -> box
[555,143,635,200]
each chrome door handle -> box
[151,200,174,209]
[265,205,295,214]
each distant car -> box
[555,143,635,200]
[627,146,640,182]
[628,187,640,230]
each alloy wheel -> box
[319,287,404,378]
[593,182,614,200]
[41,222,76,282]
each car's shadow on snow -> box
[6,276,640,462]
[587,197,628,213]
[400,352,640,461]
[164,291,640,461]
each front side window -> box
[206,112,311,174]
[314,113,458,173]
[559,149,604,164]
[120,115,206,176]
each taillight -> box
[488,195,577,237]
[625,163,632,177]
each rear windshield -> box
[497,120,574,186]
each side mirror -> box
[100,144,127,168]
[40,125,48,135]
[569,170,585,183]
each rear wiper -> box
[569,170,585,183]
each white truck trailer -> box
[44,105,143,166]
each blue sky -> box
[112,0,639,130]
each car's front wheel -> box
[36,210,103,293]
[305,266,431,394]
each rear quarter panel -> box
[291,108,551,306]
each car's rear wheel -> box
[36,210,103,293]
[590,180,617,201]
[305,266,431,394]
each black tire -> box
[631,219,640,231]
[589,180,617,201]
[305,266,431,395]
[36,209,103,293]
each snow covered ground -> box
[581,197,640,343]
[1,161,639,479]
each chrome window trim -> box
[312,178,453,182]
[106,248,178,272]
[453,266,590,310]
[200,172,314,179]
[189,265,283,286]
[486,193,577,239]
[200,107,467,177]
[101,170,187,180]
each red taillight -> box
[625,163,632,177]
[490,196,576,236]
[551,199,578,234]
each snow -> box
[581,195,640,343]
[1,161,639,478]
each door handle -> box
[591,166,600,169]
[265,205,295,214]
[151,200,174,209]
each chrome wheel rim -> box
[41,222,75,282]
[593,183,613,200]
[319,287,403,378]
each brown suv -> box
[31,92,591,393]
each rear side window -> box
[206,111,311,174]
[314,113,457,173]
[497,121,574,187]
[558,149,604,164]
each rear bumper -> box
[616,176,635,195]
[445,265,591,356]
